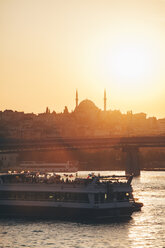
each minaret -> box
[104,89,107,111]
[76,89,78,108]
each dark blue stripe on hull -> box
[0,205,133,220]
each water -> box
[0,171,164,248]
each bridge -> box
[1,136,165,176]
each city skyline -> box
[1,0,165,118]
[0,89,164,119]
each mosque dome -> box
[75,99,100,113]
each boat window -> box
[116,192,130,201]
[94,194,99,203]
[125,192,130,200]
[94,193,115,203]
[0,191,89,203]
[100,193,105,203]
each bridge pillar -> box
[123,146,140,176]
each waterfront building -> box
[76,89,78,108]
[0,153,18,171]
[158,119,165,135]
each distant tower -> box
[76,89,78,108]
[104,89,107,111]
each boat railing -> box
[0,173,133,186]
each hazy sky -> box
[1,0,165,117]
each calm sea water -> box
[0,171,164,248]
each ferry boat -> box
[19,161,78,173]
[0,173,143,219]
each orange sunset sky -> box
[1,0,165,118]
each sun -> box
[112,45,149,79]
[99,42,155,94]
